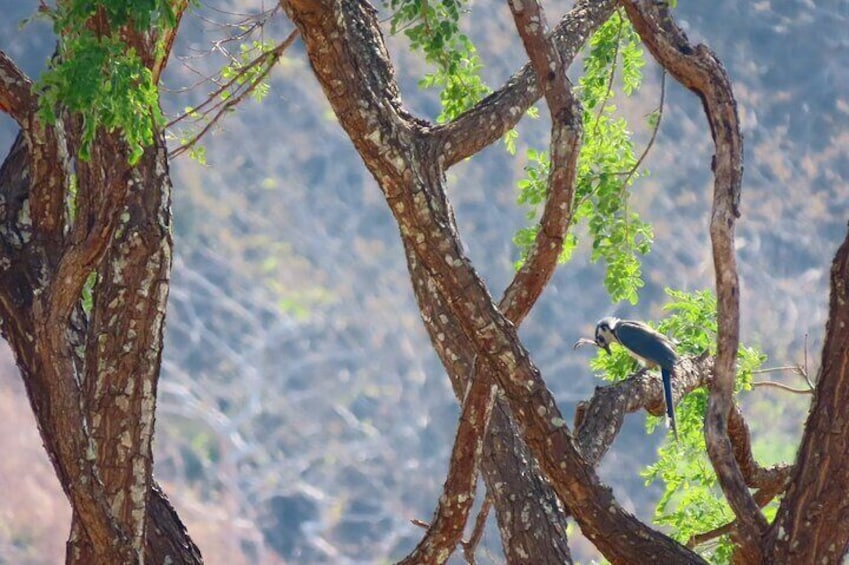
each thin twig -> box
[620,69,666,193]
[591,10,624,137]
[751,365,803,375]
[461,495,491,564]
[751,362,814,391]
[167,30,296,129]
[802,333,814,389]
[572,68,666,213]
[169,31,298,159]
[751,381,813,395]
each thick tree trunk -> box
[766,226,849,563]
[0,7,202,562]
[0,129,201,564]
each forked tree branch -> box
[618,2,766,560]
[283,1,706,561]
[461,495,491,564]
[575,354,712,464]
[402,2,587,560]
[575,354,791,486]
[433,0,616,167]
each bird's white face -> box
[594,317,619,355]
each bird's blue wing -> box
[614,321,678,369]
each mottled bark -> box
[619,1,766,561]
[282,1,703,562]
[397,365,496,565]
[0,10,201,563]
[406,242,573,563]
[433,0,616,167]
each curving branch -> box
[433,0,616,167]
[618,2,766,560]
[576,354,792,549]
[575,354,713,464]
[502,0,582,326]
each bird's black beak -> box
[573,337,596,350]
[603,344,611,355]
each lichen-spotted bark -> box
[405,242,573,563]
[0,123,201,565]
[767,227,849,563]
[396,362,496,565]
[78,132,173,561]
[282,1,703,562]
[11,120,140,563]
[0,10,201,563]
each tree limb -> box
[397,366,496,565]
[433,0,616,167]
[767,226,849,562]
[618,2,766,560]
[405,241,573,563]
[0,50,36,124]
[575,354,713,464]
[502,0,582,326]
[282,1,703,562]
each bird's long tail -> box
[662,367,678,442]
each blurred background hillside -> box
[1,1,848,563]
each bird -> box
[575,316,679,441]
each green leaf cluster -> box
[588,288,767,563]
[219,40,277,104]
[35,0,179,163]
[385,0,489,122]
[513,11,652,304]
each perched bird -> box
[575,316,679,441]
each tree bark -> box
[619,2,766,560]
[282,1,704,562]
[0,9,201,562]
[766,226,849,563]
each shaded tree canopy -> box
[1,0,848,563]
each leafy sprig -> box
[35,0,178,163]
[385,0,489,122]
[513,10,653,304]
